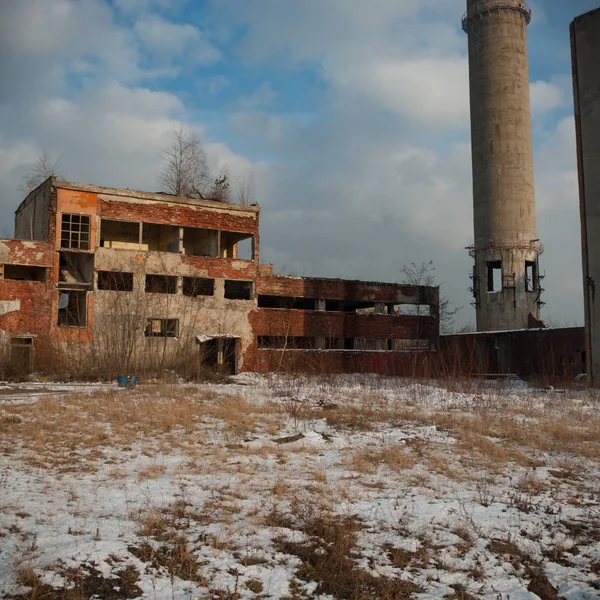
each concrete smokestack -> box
[463,0,543,332]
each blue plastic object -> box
[117,375,138,390]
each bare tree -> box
[158,124,211,198]
[237,173,256,205]
[401,261,460,334]
[20,151,62,194]
[208,165,231,203]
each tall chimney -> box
[463,0,543,331]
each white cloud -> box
[334,57,469,126]
[530,80,567,114]
[239,82,277,109]
[134,15,219,65]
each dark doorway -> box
[10,337,33,374]
[199,337,237,374]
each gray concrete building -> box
[571,8,600,387]
[463,0,543,332]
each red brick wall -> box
[256,275,439,306]
[0,240,54,266]
[249,309,438,340]
[254,349,436,375]
[99,199,259,234]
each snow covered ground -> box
[0,374,599,599]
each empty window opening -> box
[220,232,254,259]
[525,260,537,292]
[258,336,286,349]
[487,261,502,292]
[183,277,214,297]
[182,227,218,257]
[390,339,431,352]
[325,299,344,312]
[3,265,46,282]
[97,271,134,291]
[10,337,33,374]
[343,338,354,350]
[145,318,178,337]
[257,295,316,310]
[145,274,177,294]
[59,252,94,286]
[198,337,237,373]
[58,290,87,327]
[100,219,140,249]
[354,338,388,350]
[392,304,432,316]
[142,223,179,253]
[325,338,345,350]
[61,213,91,250]
[224,280,253,300]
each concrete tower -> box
[463,0,543,332]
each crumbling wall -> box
[14,178,53,241]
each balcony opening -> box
[59,252,94,286]
[224,280,253,300]
[525,260,537,292]
[97,271,134,292]
[487,260,502,292]
[182,227,218,257]
[220,231,254,259]
[60,213,91,250]
[142,223,179,253]
[391,304,431,316]
[100,219,140,250]
[3,265,46,282]
[57,290,87,327]
[145,318,178,338]
[183,277,214,297]
[145,274,177,294]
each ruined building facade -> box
[463,0,543,331]
[0,178,439,376]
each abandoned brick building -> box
[0,178,439,375]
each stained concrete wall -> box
[571,8,600,387]
[14,178,53,241]
[464,0,541,331]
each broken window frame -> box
[145,318,179,338]
[145,274,178,294]
[525,260,537,292]
[97,271,134,292]
[224,280,253,300]
[182,277,214,297]
[57,290,88,328]
[487,260,502,293]
[2,264,47,282]
[58,251,94,286]
[60,213,91,250]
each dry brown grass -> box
[0,386,282,470]
[273,499,423,599]
[350,445,414,475]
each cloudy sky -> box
[0,0,595,328]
